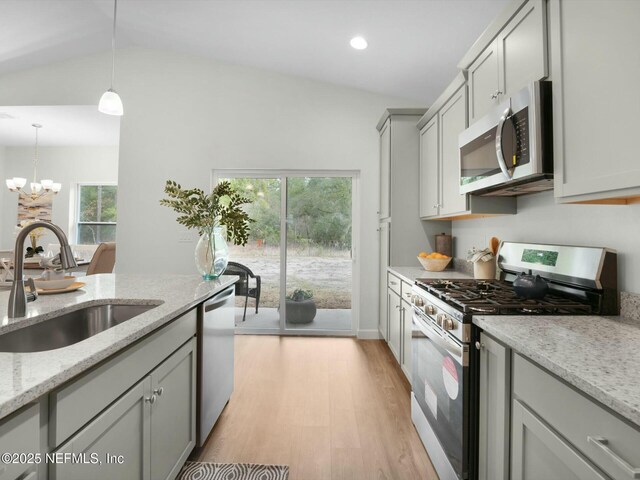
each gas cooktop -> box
[415,278,593,315]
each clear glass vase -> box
[195,227,229,280]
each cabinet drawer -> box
[513,354,640,480]
[0,403,39,480]
[387,273,401,295]
[49,308,196,447]
[400,280,413,303]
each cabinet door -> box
[551,0,640,201]
[378,222,390,340]
[468,40,500,124]
[379,118,391,219]
[387,290,401,362]
[498,0,547,98]
[439,85,468,217]
[51,379,151,480]
[150,339,196,480]
[419,116,439,218]
[478,333,510,480]
[400,301,412,381]
[511,399,607,480]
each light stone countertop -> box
[388,265,473,285]
[474,314,640,428]
[0,273,237,420]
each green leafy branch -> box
[160,180,253,246]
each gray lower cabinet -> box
[51,378,151,480]
[378,222,390,341]
[51,338,196,480]
[150,340,196,480]
[399,297,412,381]
[388,289,401,362]
[511,399,607,480]
[477,333,510,480]
[0,403,40,480]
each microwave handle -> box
[495,106,514,179]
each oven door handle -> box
[413,313,466,366]
[495,105,514,180]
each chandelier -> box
[5,123,61,199]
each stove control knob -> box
[443,317,457,331]
[425,304,436,315]
[436,313,445,326]
[414,296,424,307]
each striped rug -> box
[178,462,289,480]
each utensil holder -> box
[474,260,496,280]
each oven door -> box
[412,312,470,479]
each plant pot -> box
[285,299,317,324]
[473,260,496,280]
[195,227,229,280]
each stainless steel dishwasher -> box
[197,285,235,447]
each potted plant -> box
[285,288,317,324]
[160,180,253,280]
[15,221,46,258]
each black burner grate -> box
[415,279,592,315]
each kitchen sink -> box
[0,303,160,353]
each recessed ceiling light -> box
[350,36,368,50]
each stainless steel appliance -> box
[458,81,553,196]
[197,285,235,447]
[410,242,618,480]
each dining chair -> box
[86,243,116,275]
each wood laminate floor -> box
[194,335,438,480]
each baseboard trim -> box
[357,329,382,340]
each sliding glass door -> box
[218,171,356,336]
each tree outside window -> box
[77,185,117,244]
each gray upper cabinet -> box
[468,41,501,124]
[550,0,640,203]
[419,115,439,218]
[478,333,511,480]
[418,75,516,220]
[464,0,548,126]
[439,85,469,217]
[379,118,391,219]
[497,0,547,99]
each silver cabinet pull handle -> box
[475,341,485,350]
[587,436,640,478]
[153,387,164,396]
[145,394,157,404]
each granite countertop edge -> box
[388,265,473,284]
[473,315,640,428]
[0,274,238,420]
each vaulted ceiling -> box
[0,0,509,103]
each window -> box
[76,184,117,244]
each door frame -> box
[212,169,360,337]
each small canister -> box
[435,233,453,269]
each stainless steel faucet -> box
[8,221,77,318]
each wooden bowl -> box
[417,256,452,272]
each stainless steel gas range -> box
[409,241,618,480]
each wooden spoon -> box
[489,237,500,256]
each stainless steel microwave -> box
[458,81,553,196]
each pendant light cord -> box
[33,125,39,184]
[110,0,118,89]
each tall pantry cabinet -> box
[376,109,450,340]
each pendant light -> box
[6,124,62,199]
[98,0,123,116]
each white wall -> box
[0,48,418,336]
[0,147,5,239]
[452,191,640,294]
[0,146,118,249]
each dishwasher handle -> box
[204,286,235,312]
